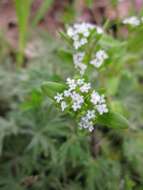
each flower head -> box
[64,89,72,97]
[66,78,77,90]
[54,93,63,103]
[91,91,101,105]
[86,110,96,119]
[97,104,108,115]
[79,118,94,132]
[80,83,91,93]
[67,23,104,50]
[54,78,108,132]
[66,23,106,75]
[61,101,68,111]
[123,16,140,26]
[90,50,108,68]
[73,52,87,75]
[71,92,84,111]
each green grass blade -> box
[32,0,53,27]
[15,0,33,67]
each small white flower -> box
[67,27,75,37]
[61,101,68,111]
[77,78,85,86]
[79,118,94,131]
[78,110,95,131]
[71,92,84,111]
[80,83,91,93]
[72,92,84,101]
[96,26,104,34]
[73,52,85,65]
[72,102,82,111]
[79,63,87,75]
[83,30,90,37]
[97,104,108,115]
[73,38,88,49]
[71,92,84,103]
[73,52,84,67]
[74,23,94,37]
[73,52,87,75]
[90,50,108,68]
[73,40,81,50]
[91,91,101,105]
[54,93,63,103]
[96,50,108,60]
[86,110,96,119]
[80,38,88,46]
[123,16,140,26]
[66,78,77,90]
[90,59,100,68]
[64,90,71,97]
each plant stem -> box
[90,127,100,158]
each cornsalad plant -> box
[1,15,143,190]
[43,22,129,132]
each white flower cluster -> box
[123,16,142,26]
[67,23,108,75]
[54,78,108,132]
[73,52,87,75]
[91,91,108,115]
[73,49,108,75]
[90,50,108,68]
[67,23,103,50]
[79,110,95,132]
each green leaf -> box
[57,49,72,63]
[41,81,66,99]
[21,89,43,110]
[106,77,120,96]
[100,34,126,49]
[97,112,129,129]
